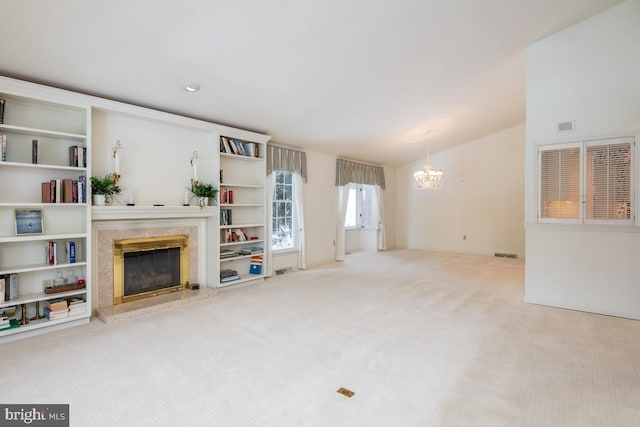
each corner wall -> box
[396,124,525,258]
[525,0,640,319]
[279,150,396,269]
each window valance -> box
[266,145,307,182]
[335,158,386,189]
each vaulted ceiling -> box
[0,0,624,165]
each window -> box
[538,137,634,224]
[344,183,378,228]
[272,171,296,251]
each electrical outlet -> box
[463,235,467,240]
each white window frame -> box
[344,183,378,230]
[537,137,635,225]
[272,170,297,252]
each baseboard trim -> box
[523,295,640,321]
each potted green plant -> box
[90,174,122,206]
[190,180,218,208]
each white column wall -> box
[525,0,640,319]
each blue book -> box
[67,241,76,263]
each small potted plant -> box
[190,180,218,208]
[90,174,122,205]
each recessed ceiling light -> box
[184,83,201,92]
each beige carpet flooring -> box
[1,250,639,426]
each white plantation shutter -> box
[539,144,581,221]
[585,138,633,223]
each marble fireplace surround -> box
[92,207,218,322]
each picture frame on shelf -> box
[15,208,44,235]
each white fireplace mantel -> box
[92,206,217,221]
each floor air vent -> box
[275,267,294,275]
[494,253,517,259]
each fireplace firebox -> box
[113,235,189,304]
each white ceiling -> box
[0,0,624,166]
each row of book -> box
[0,274,18,302]
[221,188,235,204]
[222,228,259,243]
[42,176,87,203]
[220,209,233,225]
[220,136,261,158]
[68,145,87,168]
[47,241,77,265]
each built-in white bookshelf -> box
[0,78,91,340]
[218,137,267,287]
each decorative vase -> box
[93,194,106,206]
[198,197,208,208]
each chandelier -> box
[413,140,444,190]
[413,165,444,190]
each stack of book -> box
[0,312,10,330]
[0,315,18,331]
[220,269,240,284]
[220,249,238,259]
[44,299,69,320]
[68,298,87,317]
[250,256,263,275]
[239,246,263,256]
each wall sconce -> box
[112,140,124,183]
[190,150,200,184]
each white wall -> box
[525,0,640,319]
[92,110,217,207]
[396,124,525,258]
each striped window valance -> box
[335,158,386,189]
[266,145,308,182]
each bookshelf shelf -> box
[0,124,86,141]
[217,274,266,288]
[0,261,87,276]
[0,233,87,243]
[220,239,264,247]
[220,252,264,262]
[0,161,87,172]
[0,202,87,208]
[219,223,263,230]
[0,312,89,338]
[220,152,264,162]
[0,288,87,309]
[218,183,264,189]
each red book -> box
[42,182,52,203]
[63,179,73,203]
[48,241,56,265]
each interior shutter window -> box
[539,145,581,220]
[585,139,632,222]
